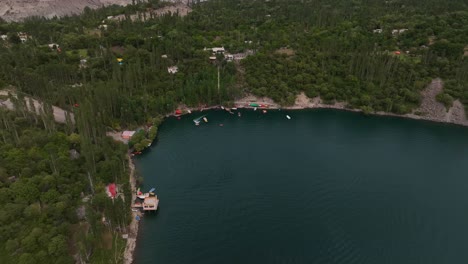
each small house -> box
[0,35,7,41]
[212,47,225,54]
[225,54,234,61]
[122,130,136,139]
[17,32,29,43]
[373,29,383,34]
[99,24,108,30]
[48,43,59,50]
[392,28,408,35]
[168,66,179,74]
[161,54,168,58]
[79,59,87,68]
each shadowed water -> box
[134,109,468,264]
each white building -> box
[168,66,179,74]
[205,47,225,54]
[48,43,60,49]
[18,32,29,43]
[373,29,383,34]
[0,35,7,41]
[392,28,408,35]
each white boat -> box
[238,112,241,117]
[187,110,192,114]
[254,107,257,111]
[232,107,238,110]
[286,115,291,119]
[203,117,208,122]
[221,106,225,110]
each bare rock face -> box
[0,0,134,21]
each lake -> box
[134,109,468,264]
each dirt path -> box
[0,90,74,124]
[123,157,139,264]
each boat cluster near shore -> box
[172,102,292,126]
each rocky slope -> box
[0,0,134,21]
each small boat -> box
[263,110,267,114]
[221,106,225,110]
[238,112,241,117]
[286,115,291,120]
[193,115,206,125]
[254,107,257,111]
[219,124,224,127]
[232,107,238,110]
[138,194,148,199]
[187,110,192,114]
[203,117,208,123]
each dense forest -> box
[0,106,131,263]
[1,0,468,263]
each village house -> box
[225,54,234,62]
[168,66,179,74]
[204,47,225,54]
[48,43,59,49]
[99,24,108,30]
[392,28,408,35]
[373,28,383,34]
[121,130,136,140]
[17,32,29,43]
[0,35,7,41]
[79,59,87,68]
[161,54,168,58]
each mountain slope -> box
[0,0,133,21]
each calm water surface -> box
[134,109,468,264]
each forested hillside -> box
[0,0,467,126]
[1,0,468,263]
[0,106,132,263]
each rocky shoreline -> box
[123,156,139,264]
[234,78,468,127]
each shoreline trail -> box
[123,157,139,264]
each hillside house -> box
[225,54,234,62]
[373,29,383,34]
[79,59,87,68]
[48,43,59,49]
[17,32,29,43]
[168,66,179,74]
[0,35,7,41]
[392,29,408,35]
[204,47,225,54]
[122,130,136,139]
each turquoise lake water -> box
[134,109,468,264]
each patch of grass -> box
[66,49,88,57]
[90,231,126,264]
